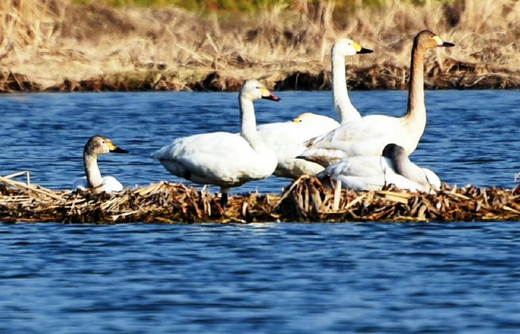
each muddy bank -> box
[2,62,519,93]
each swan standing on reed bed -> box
[316,143,441,193]
[72,135,128,193]
[151,80,280,207]
[257,38,373,179]
[299,30,455,167]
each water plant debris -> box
[2,175,520,224]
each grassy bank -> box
[0,0,519,92]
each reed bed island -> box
[1,0,519,92]
[2,175,520,224]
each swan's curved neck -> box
[392,151,429,187]
[84,152,104,190]
[405,42,426,123]
[239,96,269,152]
[331,50,359,123]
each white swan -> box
[316,143,441,193]
[257,112,339,178]
[299,30,455,167]
[151,80,280,207]
[256,38,373,179]
[72,135,128,193]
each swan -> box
[257,112,339,178]
[256,38,373,179]
[299,30,455,167]
[72,135,129,193]
[151,80,280,207]
[316,143,441,192]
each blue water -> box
[1,90,519,192]
[1,222,520,333]
[1,90,520,332]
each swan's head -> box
[240,80,280,102]
[332,38,373,57]
[382,143,407,161]
[292,112,338,126]
[415,30,455,50]
[293,112,318,123]
[84,135,129,157]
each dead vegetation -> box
[0,0,519,92]
[2,174,520,224]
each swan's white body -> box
[256,38,372,179]
[72,176,124,193]
[299,31,454,167]
[257,113,339,178]
[316,144,441,193]
[71,135,128,194]
[151,80,280,205]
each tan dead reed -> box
[2,174,520,224]
[0,0,519,92]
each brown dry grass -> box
[0,0,519,92]
[2,174,520,224]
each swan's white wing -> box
[300,115,414,166]
[102,176,124,193]
[72,177,88,191]
[152,132,277,187]
[257,114,339,178]
[422,168,442,190]
[317,156,433,192]
[71,176,123,193]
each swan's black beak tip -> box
[358,47,374,54]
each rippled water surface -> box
[1,90,520,332]
[1,222,520,333]
[1,90,520,191]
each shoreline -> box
[2,64,519,93]
[1,1,519,93]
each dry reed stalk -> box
[1,0,518,91]
[2,175,520,223]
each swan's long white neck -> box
[331,49,360,124]
[84,152,104,190]
[239,96,270,152]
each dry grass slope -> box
[0,0,519,92]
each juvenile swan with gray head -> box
[316,143,441,193]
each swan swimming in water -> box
[71,135,128,193]
[151,80,280,207]
[256,38,373,179]
[316,143,441,193]
[299,30,455,167]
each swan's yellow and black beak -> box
[260,88,281,102]
[353,42,373,54]
[108,141,129,154]
[433,35,455,48]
